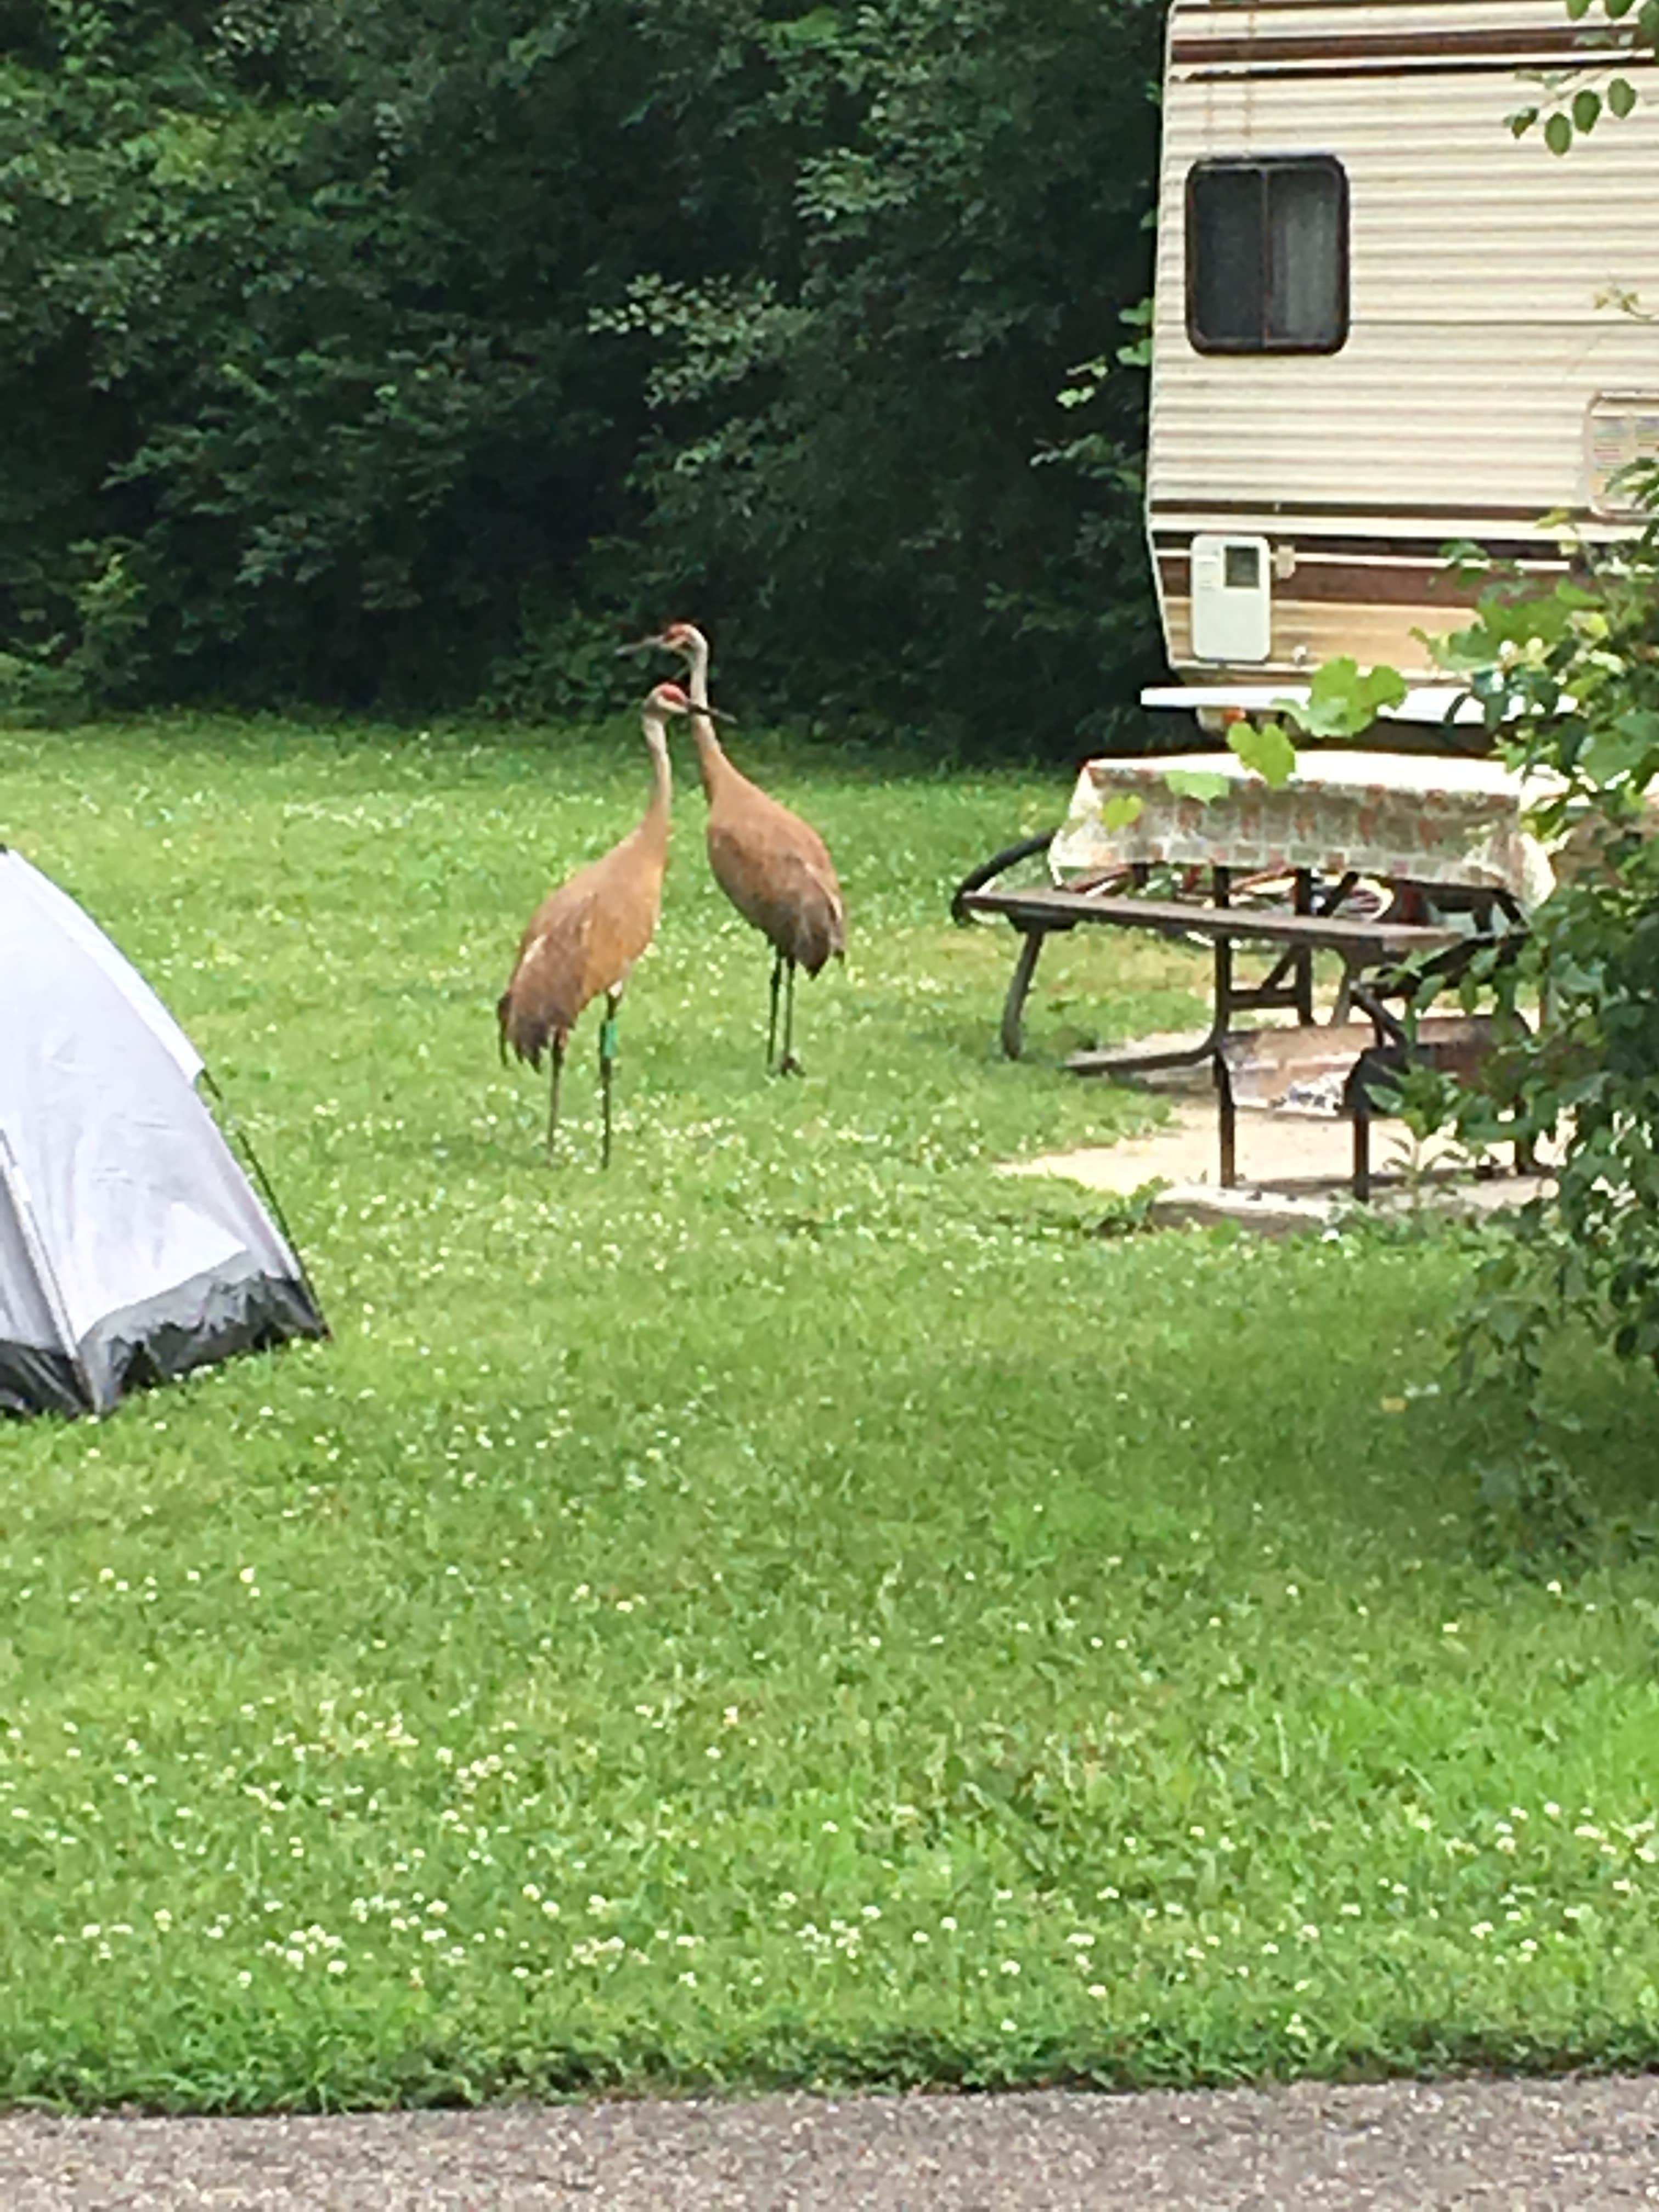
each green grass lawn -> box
[2,712,1658,2111]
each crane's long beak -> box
[616,633,668,658]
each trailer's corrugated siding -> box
[1149,0,1659,679]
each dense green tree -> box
[585,0,1163,746]
[0,0,1162,747]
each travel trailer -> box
[1143,0,1659,722]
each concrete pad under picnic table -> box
[998,1032,1552,1235]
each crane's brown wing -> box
[707,813,845,974]
[498,879,601,1066]
[499,828,670,1066]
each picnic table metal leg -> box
[1352,1107,1373,1204]
[1210,892,1239,1187]
[1293,870,1316,1024]
[1213,926,1236,1034]
[1215,1052,1238,1188]
[1000,928,1047,1061]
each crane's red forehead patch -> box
[652,681,691,707]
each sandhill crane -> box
[496,681,710,1166]
[624,622,844,1074]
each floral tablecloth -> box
[1048,750,1559,906]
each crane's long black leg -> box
[599,991,621,1169]
[545,1034,566,1164]
[780,956,803,1076]
[767,949,783,1073]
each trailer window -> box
[1187,158,1348,354]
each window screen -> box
[1187,158,1348,354]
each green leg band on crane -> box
[600,1015,620,1058]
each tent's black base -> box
[0,1342,83,1419]
[1,1269,327,1420]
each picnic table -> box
[955,748,1549,1196]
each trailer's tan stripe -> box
[1150,499,1598,526]
[1150,532,1573,562]
[1155,556,1566,605]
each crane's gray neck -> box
[640,713,674,836]
[684,632,712,707]
[680,636,729,798]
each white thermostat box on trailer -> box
[1189,534,1271,663]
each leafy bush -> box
[1420,500,1659,1515]
[0,651,88,729]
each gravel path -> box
[3,2077,1659,2209]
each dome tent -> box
[0,847,325,1418]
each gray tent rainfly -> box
[0,847,325,1418]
